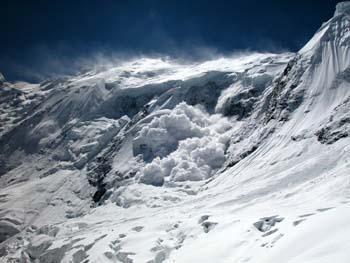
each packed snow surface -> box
[1,2,350,262]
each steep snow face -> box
[294,3,350,138]
[1,3,350,262]
[300,2,350,57]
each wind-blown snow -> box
[71,53,284,89]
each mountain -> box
[1,2,350,262]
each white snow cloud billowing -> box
[134,103,232,186]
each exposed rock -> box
[0,220,20,243]
[316,97,350,144]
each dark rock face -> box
[265,59,294,121]
[221,89,260,120]
[219,72,273,120]
[316,97,350,144]
[331,67,350,90]
[185,81,223,113]
[93,187,107,203]
[263,57,306,123]
[316,117,350,144]
[0,220,20,243]
[87,133,129,204]
[88,159,112,204]
[316,127,349,144]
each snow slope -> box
[1,2,350,262]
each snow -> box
[262,205,350,263]
[299,24,329,55]
[67,117,129,167]
[1,2,350,262]
[335,1,350,16]
[135,103,231,185]
[71,53,289,89]
[0,73,4,83]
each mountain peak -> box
[335,1,350,16]
[299,1,350,55]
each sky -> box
[0,0,344,82]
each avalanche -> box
[1,2,350,262]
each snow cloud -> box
[135,103,232,186]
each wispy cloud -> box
[0,39,290,83]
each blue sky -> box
[0,0,342,82]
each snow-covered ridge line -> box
[70,53,288,89]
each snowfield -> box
[1,2,350,262]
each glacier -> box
[0,2,350,262]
